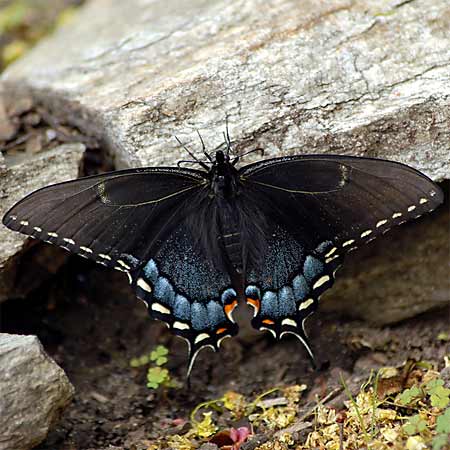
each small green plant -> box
[147,366,171,389]
[403,413,428,435]
[396,374,450,450]
[398,385,422,405]
[427,379,450,409]
[433,407,450,450]
[130,345,177,390]
[150,345,169,366]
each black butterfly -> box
[2,133,443,377]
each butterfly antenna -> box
[231,147,265,166]
[177,160,202,168]
[196,129,213,162]
[224,115,232,156]
[174,135,210,171]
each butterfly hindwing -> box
[131,222,239,376]
[244,222,342,364]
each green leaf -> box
[130,358,139,367]
[399,386,421,405]
[436,408,450,434]
[146,367,170,389]
[403,414,428,435]
[150,345,169,363]
[155,356,168,366]
[427,379,450,409]
[427,379,445,390]
[432,434,449,450]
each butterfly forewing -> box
[2,167,207,271]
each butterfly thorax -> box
[210,150,240,199]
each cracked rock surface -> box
[2,0,449,175]
[0,333,74,450]
[0,0,449,322]
[0,144,85,302]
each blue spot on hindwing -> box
[292,275,309,300]
[303,255,324,283]
[154,277,175,307]
[278,286,296,316]
[143,259,159,284]
[207,301,226,327]
[191,302,209,330]
[261,291,278,317]
[315,240,332,254]
[173,294,190,321]
[245,285,260,299]
[221,288,237,305]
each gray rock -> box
[321,201,449,324]
[0,0,448,323]
[0,143,85,302]
[1,0,449,177]
[0,333,74,450]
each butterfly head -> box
[215,150,229,165]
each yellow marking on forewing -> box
[173,321,190,330]
[407,205,416,212]
[360,229,372,238]
[97,182,111,204]
[392,212,402,219]
[299,298,314,310]
[151,302,170,314]
[20,220,29,226]
[419,198,428,204]
[63,237,75,244]
[324,247,337,258]
[376,219,388,228]
[99,254,112,260]
[80,246,93,253]
[313,275,330,290]
[194,333,210,344]
[10,215,17,220]
[137,278,152,293]
[34,227,42,232]
[342,239,355,247]
[282,318,297,327]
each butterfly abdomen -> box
[218,201,244,274]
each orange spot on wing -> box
[216,327,227,334]
[262,319,275,325]
[246,297,260,313]
[224,300,238,321]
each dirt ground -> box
[2,249,449,450]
